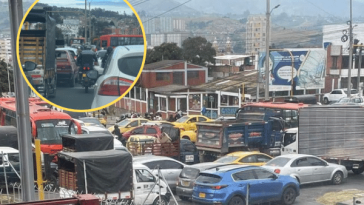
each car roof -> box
[189,162,228,170]
[0,147,19,154]
[274,154,313,159]
[226,151,265,156]
[133,155,184,164]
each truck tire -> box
[281,187,297,205]
[152,196,168,205]
[352,167,364,174]
[331,171,343,185]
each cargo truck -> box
[281,105,364,174]
[195,109,284,162]
[19,7,57,98]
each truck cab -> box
[281,127,298,155]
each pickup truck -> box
[195,110,284,162]
[281,105,364,174]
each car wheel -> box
[352,167,364,174]
[152,196,168,205]
[323,98,329,104]
[281,187,297,205]
[179,196,189,201]
[182,136,190,140]
[228,196,245,205]
[332,171,343,185]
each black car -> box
[179,139,199,165]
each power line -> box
[142,0,192,24]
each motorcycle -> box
[77,50,98,93]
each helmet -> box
[107,46,113,53]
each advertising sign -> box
[258,49,326,91]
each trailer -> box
[281,105,364,174]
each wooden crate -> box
[19,37,45,66]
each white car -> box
[94,50,107,76]
[263,154,348,185]
[91,45,144,109]
[323,88,358,104]
[333,96,364,105]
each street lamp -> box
[264,1,280,101]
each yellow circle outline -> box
[16,0,147,113]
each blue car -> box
[192,165,300,205]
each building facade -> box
[246,15,267,54]
[0,38,12,64]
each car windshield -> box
[79,118,102,126]
[36,119,70,144]
[180,167,200,179]
[176,116,189,123]
[344,89,358,94]
[215,156,239,163]
[117,119,131,127]
[196,173,222,184]
[118,56,143,77]
[265,157,291,167]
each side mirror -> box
[24,61,37,71]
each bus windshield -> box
[36,119,71,144]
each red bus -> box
[237,102,309,128]
[99,34,143,48]
[0,98,81,155]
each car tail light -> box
[98,77,133,96]
[83,67,90,70]
[274,169,281,174]
[211,185,228,190]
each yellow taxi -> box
[126,135,157,156]
[95,114,107,127]
[214,151,273,166]
[180,130,197,142]
[172,115,212,132]
[108,118,149,134]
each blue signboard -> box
[203,110,218,119]
[258,49,326,91]
[220,107,239,116]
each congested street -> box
[52,83,95,110]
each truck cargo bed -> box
[298,106,364,160]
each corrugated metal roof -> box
[148,84,190,94]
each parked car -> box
[180,139,199,165]
[332,96,364,105]
[192,165,300,205]
[172,115,213,131]
[108,118,149,134]
[263,154,348,185]
[323,88,358,104]
[91,45,144,109]
[214,151,273,166]
[176,162,227,201]
[55,49,78,86]
[78,117,104,128]
[133,155,186,191]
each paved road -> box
[49,82,95,110]
[168,172,364,205]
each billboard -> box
[258,49,326,91]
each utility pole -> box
[357,44,363,95]
[85,0,87,44]
[265,0,270,101]
[8,0,35,201]
[347,0,353,97]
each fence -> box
[0,183,134,205]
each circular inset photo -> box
[17,0,146,112]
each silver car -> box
[133,155,186,191]
[263,154,348,185]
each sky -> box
[37,0,133,14]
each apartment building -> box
[246,15,267,54]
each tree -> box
[0,59,14,97]
[146,43,183,64]
[182,36,216,66]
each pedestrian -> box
[114,125,126,146]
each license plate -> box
[82,74,87,77]
[181,180,190,187]
[199,193,205,198]
[185,155,194,162]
